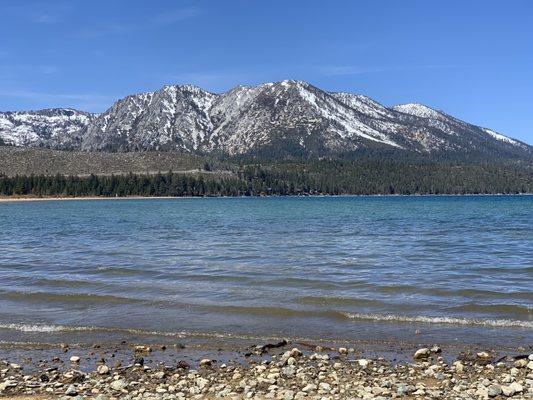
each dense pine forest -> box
[1,159,532,197]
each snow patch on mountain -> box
[0,109,96,147]
[483,128,520,146]
[393,103,447,121]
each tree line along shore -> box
[1,159,533,197]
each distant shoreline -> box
[1,193,532,203]
[0,195,180,203]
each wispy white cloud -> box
[0,90,114,112]
[5,2,71,24]
[319,64,469,76]
[150,8,201,26]
[79,7,200,38]
[319,66,386,76]
[0,65,61,81]
[30,13,63,24]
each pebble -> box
[413,348,431,360]
[199,358,212,367]
[65,384,78,396]
[487,384,502,397]
[134,345,151,353]
[357,359,370,367]
[69,356,80,363]
[430,345,442,353]
[97,364,110,375]
[110,379,126,391]
[0,342,531,400]
[476,351,491,359]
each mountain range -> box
[0,80,531,159]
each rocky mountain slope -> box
[0,108,96,148]
[1,81,530,159]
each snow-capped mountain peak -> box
[0,81,530,159]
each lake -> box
[0,196,531,346]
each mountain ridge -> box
[0,80,531,160]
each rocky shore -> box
[1,340,532,400]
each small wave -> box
[0,323,97,333]
[343,312,533,328]
[1,290,143,305]
[0,323,289,342]
[449,303,532,317]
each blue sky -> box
[1,0,532,144]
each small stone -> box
[302,383,317,392]
[9,363,21,370]
[527,360,533,370]
[338,347,348,354]
[453,361,464,373]
[413,348,431,360]
[397,384,412,396]
[154,371,166,379]
[65,384,77,396]
[290,348,302,357]
[69,356,80,363]
[487,384,502,397]
[196,377,209,389]
[357,359,370,368]
[476,351,491,359]
[199,358,212,367]
[110,379,126,391]
[283,389,295,400]
[508,382,523,393]
[282,365,296,377]
[134,345,151,353]
[501,385,515,397]
[0,380,17,390]
[97,365,110,375]
[177,360,190,369]
[430,345,442,354]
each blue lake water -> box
[0,196,531,346]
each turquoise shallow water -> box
[0,196,531,345]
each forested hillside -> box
[2,159,532,197]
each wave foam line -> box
[343,312,533,328]
[0,323,285,341]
